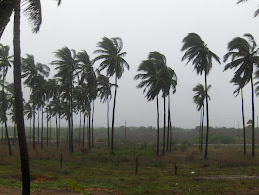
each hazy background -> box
[1,0,259,129]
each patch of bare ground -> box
[195,175,259,180]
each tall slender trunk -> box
[201,106,204,152]
[91,101,94,147]
[169,115,172,151]
[79,111,81,146]
[204,72,209,160]
[166,94,170,151]
[251,76,255,157]
[67,100,71,150]
[37,108,39,144]
[241,89,246,155]
[111,76,118,152]
[83,114,86,147]
[29,118,31,143]
[1,123,3,143]
[2,73,12,155]
[32,94,35,149]
[156,96,159,156]
[46,110,49,146]
[70,78,74,153]
[13,1,31,193]
[41,105,43,149]
[56,115,58,147]
[107,98,110,147]
[163,96,166,155]
[13,124,16,145]
[49,117,51,143]
[88,112,91,151]
[198,110,202,149]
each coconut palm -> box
[134,54,166,156]
[193,83,211,152]
[0,43,12,155]
[94,37,129,152]
[224,33,259,157]
[181,33,220,159]
[147,51,177,155]
[97,73,117,147]
[230,75,247,155]
[52,46,77,152]
[6,1,62,193]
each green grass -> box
[0,143,258,194]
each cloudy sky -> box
[1,0,259,128]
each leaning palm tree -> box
[97,73,117,147]
[94,37,129,152]
[193,83,211,152]
[181,33,220,159]
[51,46,77,153]
[134,56,165,156]
[224,33,259,157]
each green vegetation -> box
[0,143,258,194]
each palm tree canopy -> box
[223,33,259,88]
[0,43,12,76]
[181,33,221,75]
[193,83,211,111]
[134,58,165,101]
[97,73,117,103]
[94,37,129,79]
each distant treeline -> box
[3,126,255,145]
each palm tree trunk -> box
[107,98,110,147]
[111,76,118,152]
[88,112,91,151]
[204,72,209,160]
[199,110,202,149]
[32,92,35,149]
[163,96,166,155]
[1,123,3,143]
[49,117,51,143]
[201,106,204,152]
[29,118,31,143]
[83,113,86,147]
[2,74,12,155]
[156,96,160,156]
[241,89,246,155]
[37,108,39,144]
[166,94,170,151]
[251,76,255,157]
[56,115,58,147]
[41,105,43,149]
[46,111,49,146]
[79,111,81,146]
[70,80,74,153]
[169,116,172,151]
[13,1,31,193]
[92,102,95,146]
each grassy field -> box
[0,143,258,194]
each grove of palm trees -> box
[0,0,259,194]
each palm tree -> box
[22,54,50,149]
[52,46,77,152]
[97,73,117,147]
[181,33,220,159]
[134,54,167,156]
[230,76,247,155]
[0,43,12,155]
[237,0,259,17]
[224,33,259,157]
[94,37,129,152]
[193,83,211,152]
[147,51,177,155]
[5,1,62,193]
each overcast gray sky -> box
[1,0,259,129]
